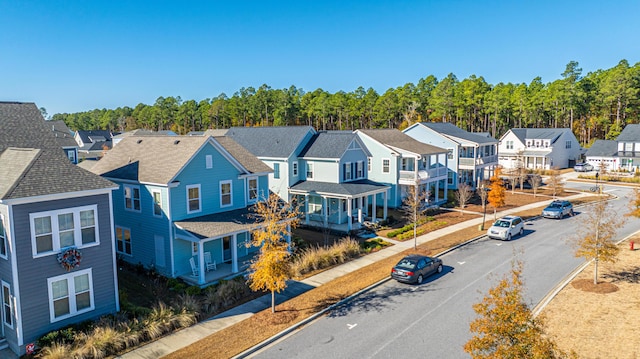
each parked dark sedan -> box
[391,254,443,284]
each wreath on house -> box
[58,248,82,271]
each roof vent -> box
[174,140,180,145]
[137,139,143,144]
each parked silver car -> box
[542,200,574,219]
[486,215,524,241]
[574,163,594,172]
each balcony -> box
[458,155,498,167]
[399,167,447,184]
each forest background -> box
[50,59,639,145]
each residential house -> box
[0,102,119,356]
[217,126,317,202]
[498,128,581,170]
[112,129,177,147]
[585,124,640,172]
[289,131,390,231]
[74,130,119,160]
[403,122,498,189]
[355,129,449,208]
[49,120,79,164]
[90,135,272,286]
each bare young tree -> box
[547,168,564,198]
[456,183,473,213]
[401,185,428,250]
[570,200,626,284]
[528,173,543,197]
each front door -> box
[223,236,231,262]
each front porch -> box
[179,253,255,287]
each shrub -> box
[361,237,390,253]
[291,238,362,276]
[387,216,434,237]
[185,285,202,296]
[37,327,77,348]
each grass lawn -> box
[164,189,604,359]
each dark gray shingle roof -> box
[299,131,371,159]
[289,179,389,197]
[617,124,640,141]
[585,140,618,157]
[49,120,78,148]
[223,126,315,158]
[175,207,260,239]
[509,128,567,144]
[0,102,115,199]
[91,135,271,184]
[419,122,496,144]
[358,129,446,155]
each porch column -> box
[372,194,377,223]
[347,198,352,231]
[198,241,205,285]
[364,196,369,216]
[338,199,343,224]
[322,197,329,226]
[435,181,440,203]
[382,191,387,220]
[304,194,309,225]
[357,197,363,223]
[232,234,238,273]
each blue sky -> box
[2,0,639,117]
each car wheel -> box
[507,233,512,241]
[570,210,574,217]
[519,228,524,236]
[437,264,443,273]
[416,274,423,284]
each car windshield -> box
[493,220,510,228]
[547,203,562,208]
[396,259,417,269]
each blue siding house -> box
[90,135,272,285]
[0,102,119,356]
[356,129,450,208]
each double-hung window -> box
[273,163,280,179]
[357,161,364,178]
[47,269,94,322]
[382,159,390,173]
[344,162,352,180]
[292,162,298,176]
[0,217,6,258]
[123,185,141,212]
[115,226,132,255]
[30,205,98,257]
[186,185,201,213]
[2,282,12,328]
[220,180,232,207]
[368,157,371,172]
[306,163,314,179]
[248,178,258,203]
[152,190,162,217]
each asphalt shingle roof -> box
[223,126,315,158]
[49,120,78,148]
[358,129,446,155]
[90,135,271,184]
[0,102,115,199]
[509,128,567,144]
[418,122,496,144]
[289,179,389,197]
[585,140,618,157]
[175,207,260,239]
[299,131,371,159]
[617,124,640,141]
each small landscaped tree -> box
[547,168,564,198]
[529,173,543,197]
[456,183,473,213]
[570,199,626,284]
[628,187,640,218]
[464,260,568,358]
[247,193,300,313]
[401,184,428,250]
[487,168,506,220]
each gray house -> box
[0,102,119,356]
[586,124,640,172]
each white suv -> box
[487,215,524,241]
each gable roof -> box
[48,120,78,148]
[507,128,569,144]
[417,122,496,144]
[0,102,115,200]
[113,129,177,140]
[221,126,315,158]
[357,129,446,155]
[90,135,271,184]
[617,124,640,141]
[76,130,118,144]
[299,131,371,159]
[585,140,618,157]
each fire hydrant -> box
[631,241,635,251]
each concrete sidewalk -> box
[118,192,588,359]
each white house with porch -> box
[498,128,581,170]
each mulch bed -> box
[571,278,619,294]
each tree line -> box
[52,59,640,145]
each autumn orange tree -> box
[487,168,506,220]
[464,260,568,358]
[571,199,626,284]
[247,193,300,313]
[401,184,429,249]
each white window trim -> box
[247,177,258,203]
[220,180,233,208]
[382,158,390,173]
[186,184,202,214]
[345,162,352,180]
[115,226,132,256]
[2,281,13,329]
[47,268,94,323]
[30,205,100,258]
[273,163,280,179]
[292,162,298,177]
[152,190,162,217]
[0,215,6,260]
[123,184,141,212]
[205,154,213,169]
[357,161,364,178]
[307,162,314,179]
